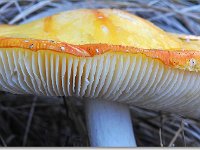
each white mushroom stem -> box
[85,99,136,147]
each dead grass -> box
[0,0,200,147]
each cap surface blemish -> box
[60,46,65,51]
[101,25,109,33]
[29,44,34,49]
[189,58,196,67]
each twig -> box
[0,134,6,147]
[9,0,53,24]
[14,0,26,21]
[159,112,165,146]
[168,121,184,147]
[0,1,14,13]
[159,128,163,147]
[63,97,89,146]
[149,4,200,21]
[22,96,37,146]
[181,120,186,147]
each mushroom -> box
[0,9,200,147]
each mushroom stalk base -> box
[85,99,136,147]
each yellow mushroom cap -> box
[0,9,200,118]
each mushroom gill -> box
[0,9,200,118]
